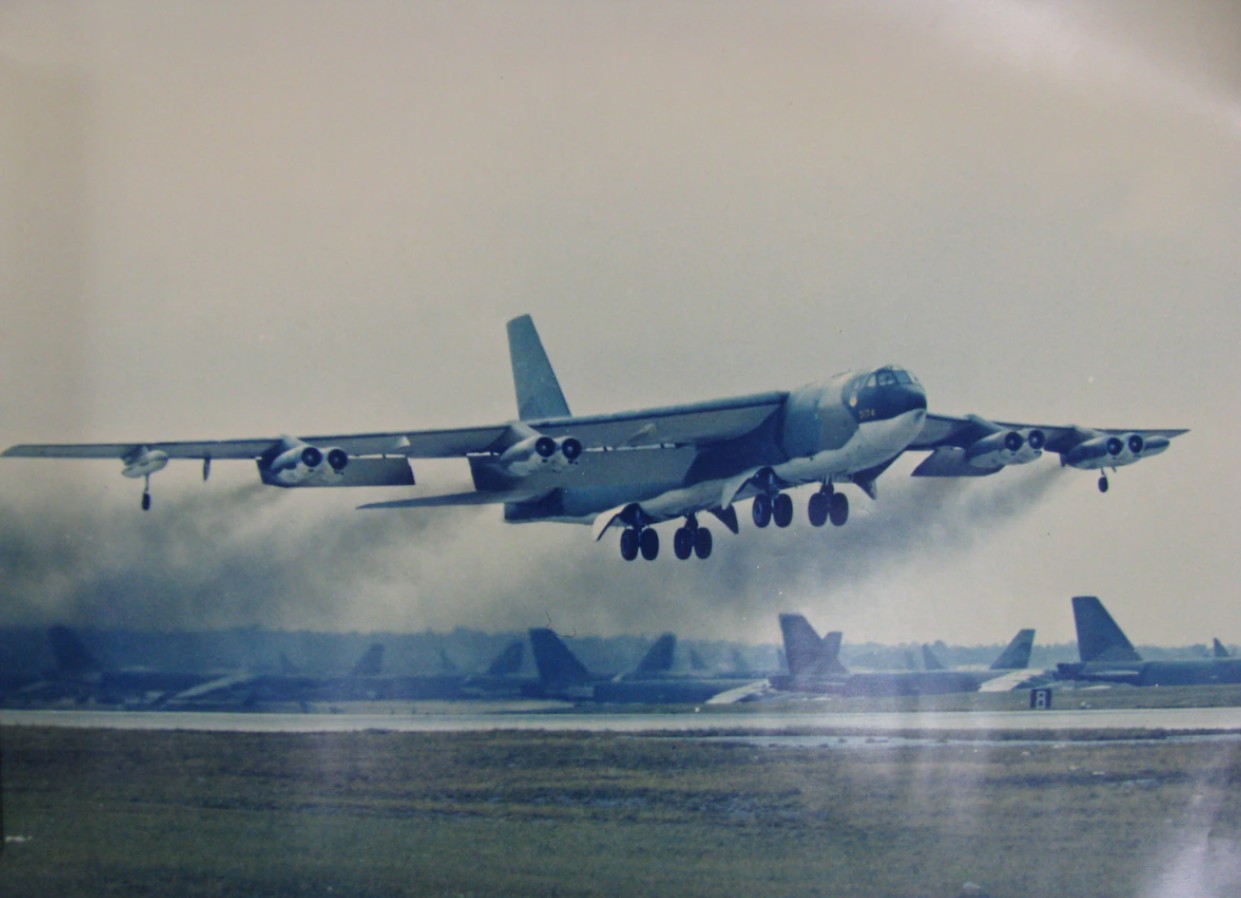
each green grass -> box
[2,726,1239,897]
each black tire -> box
[673,527,693,560]
[1098,475,1109,494]
[620,528,639,561]
[693,527,713,560]
[141,493,151,512]
[752,493,772,528]
[829,491,849,526]
[808,491,828,527]
[773,492,793,528]
[639,527,660,561]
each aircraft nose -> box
[884,382,927,419]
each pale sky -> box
[1,1,1238,646]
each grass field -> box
[1,723,1239,898]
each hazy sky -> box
[1,1,1238,646]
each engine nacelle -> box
[964,428,1045,469]
[121,447,169,479]
[498,434,583,476]
[1063,434,1125,470]
[265,439,348,485]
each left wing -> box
[907,413,1187,478]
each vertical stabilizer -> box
[780,614,824,677]
[922,645,947,671]
[47,626,103,675]
[1073,596,1141,664]
[486,640,525,676]
[779,614,847,677]
[507,315,571,420]
[1213,638,1231,659]
[528,628,593,686]
[632,633,676,676]
[350,644,385,677]
[990,629,1035,670]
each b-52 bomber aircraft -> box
[4,315,1186,561]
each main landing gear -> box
[619,517,714,562]
[672,516,712,561]
[751,492,794,528]
[141,475,152,511]
[806,484,848,527]
[1098,473,1109,493]
[754,485,849,530]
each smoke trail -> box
[0,457,1067,638]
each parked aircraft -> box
[4,316,1186,560]
[1053,596,1241,687]
[526,629,754,703]
[771,614,1036,696]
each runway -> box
[4,704,1241,734]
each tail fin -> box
[485,640,525,676]
[507,315,571,420]
[779,614,847,677]
[528,628,592,686]
[47,626,103,675]
[633,633,676,676]
[350,644,385,677]
[922,645,947,671]
[780,614,823,677]
[1072,596,1141,664]
[1213,638,1231,659]
[989,629,1035,670]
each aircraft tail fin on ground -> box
[48,626,103,675]
[528,628,592,686]
[922,645,947,671]
[486,640,525,676]
[990,628,1036,670]
[1073,596,1142,664]
[507,315,571,421]
[1213,638,1231,659]
[779,614,847,676]
[780,614,823,677]
[632,633,676,676]
[350,644,384,677]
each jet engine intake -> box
[964,428,1044,469]
[1063,435,1125,470]
[265,439,349,485]
[499,434,583,477]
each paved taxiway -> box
[4,705,1241,734]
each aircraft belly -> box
[771,410,923,487]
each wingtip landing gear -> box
[141,474,152,511]
[1098,474,1109,493]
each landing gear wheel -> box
[829,492,849,526]
[620,528,640,561]
[693,527,713,560]
[752,493,772,528]
[772,492,794,528]
[808,491,828,527]
[141,492,152,512]
[1098,475,1109,494]
[673,527,694,560]
[639,527,660,561]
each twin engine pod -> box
[1063,432,1169,470]
[263,437,349,486]
[499,433,583,477]
[965,428,1045,469]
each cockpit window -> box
[877,372,896,387]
